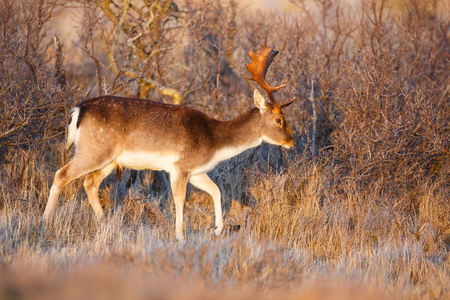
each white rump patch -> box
[66,107,80,150]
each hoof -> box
[214,224,224,236]
[176,232,185,242]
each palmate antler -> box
[246,46,295,108]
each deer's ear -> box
[254,89,270,112]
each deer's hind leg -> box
[83,162,117,220]
[43,155,116,220]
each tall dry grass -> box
[0,0,449,299]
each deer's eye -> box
[275,117,283,126]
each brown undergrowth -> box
[0,0,449,299]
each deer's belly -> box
[117,151,178,171]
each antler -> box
[246,45,295,108]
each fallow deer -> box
[43,46,295,241]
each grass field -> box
[0,0,449,299]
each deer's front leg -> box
[170,170,189,241]
[189,173,223,236]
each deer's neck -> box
[212,108,262,159]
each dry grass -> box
[0,0,449,299]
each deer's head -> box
[247,46,295,149]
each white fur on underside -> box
[117,151,180,172]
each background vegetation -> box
[0,0,448,299]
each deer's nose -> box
[283,138,294,149]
